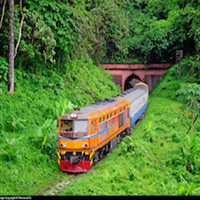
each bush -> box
[0,57,8,83]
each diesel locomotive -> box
[56,80,149,173]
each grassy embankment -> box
[0,58,120,196]
[56,63,200,196]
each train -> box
[56,79,149,173]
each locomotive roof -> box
[68,97,121,115]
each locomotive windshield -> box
[60,120,88,132]
[61,120,73,132]
[74,120,88,132]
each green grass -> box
[56,64,200,196]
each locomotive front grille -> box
[70,155,83,164]
[60,152,90,162]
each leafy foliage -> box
[62,57,120,107]
[181,130,200,173]
[1,131,24,162]
[32,118,58,158]
[176,83,200,173]
[180,56,200,83]
[102,169,119,183]
[1,0,200,69]
[176,175,200,196]
[177,83,200,112]
[10,116,26,133]
[75,0,129,64]
[143,121,156,143]
[0,57,8,83]
[125,1,200,63]
[19,9,56,64]
[118,136,136,157]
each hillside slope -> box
[0,58,120,195]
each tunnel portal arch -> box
[124,74,141,91]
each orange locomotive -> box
[56,81,149,173]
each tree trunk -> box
[8,0,14,94]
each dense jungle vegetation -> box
[0,0,200,196]
[1,0,200,66]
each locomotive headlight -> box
[82,143,88,148]
[71,113,77,118]
[60,143,66,147]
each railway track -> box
[35,156,106,196]
[35,173,80,196]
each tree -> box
[8,0,14,94]
[177,83,200,139]
[69,0,129,65]
[2,0,24,93]
[177,83,200,172]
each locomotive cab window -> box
[74,120,88,132]
[61,120,88,133]
[61,120,73,132]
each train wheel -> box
[99,151,104,160]
[122,131,126,138]
[139,113,144,120]
[119,133,123,142]
[93,151,99,164]
[127,127,132,135]
[117,135,121,144]
[106,144,110,153]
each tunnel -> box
[124,74,141,91]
